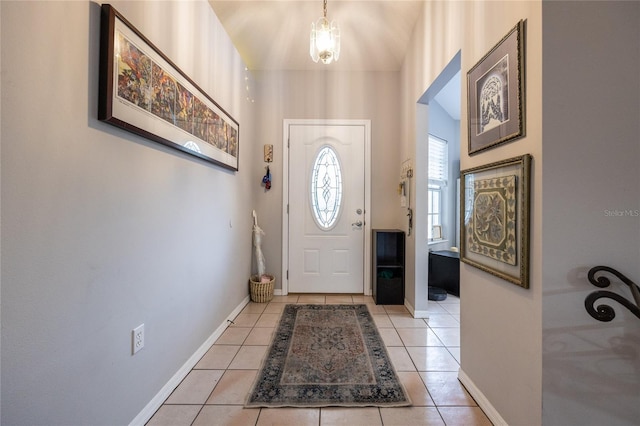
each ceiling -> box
[208,0,425,71]
[433,70,461,120]
[208,0,460,120]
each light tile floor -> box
[147,295,492,426]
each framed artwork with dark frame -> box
[460,154,532,288]
[98,4,239,171]
[467,20,525,155]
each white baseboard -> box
[274,289,371,297]
[458,368,508,426]
[129,295,250,426]
[404,298,430,319]
[412,310,429,318]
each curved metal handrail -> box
[584,266,640,322]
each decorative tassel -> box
[262,166,272,190]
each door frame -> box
[281,119,372,296]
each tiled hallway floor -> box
[147,295,492,426]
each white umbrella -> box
[252,210,266,278]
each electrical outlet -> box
[132,324,144,355]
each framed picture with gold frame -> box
[460,154,531,288]
[467,20,525,155]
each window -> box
[310,146,343,230]
[428,184,442,240]
[428,135,448,240]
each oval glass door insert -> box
[310,146,343,230]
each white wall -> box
[401,1,543,424]
[1,1,258,424]
[253,70,402,292]
[541,2,640,424]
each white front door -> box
[286,122,368,293]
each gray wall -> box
[401,1,544,423]
[1,1,258,424]
[403,1,639,424]
[542,2,640,424]
[253,70,403,292]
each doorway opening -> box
[418,51,462,303]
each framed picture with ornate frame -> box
[98,4,239,170]
[460,154,531,288]
[467,20,525,155]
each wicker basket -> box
[249,274,275,303]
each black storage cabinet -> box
[428,250,460,297]
[372,230,405,305]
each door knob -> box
[352,220,363,227]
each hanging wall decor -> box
[460,154,532,288]
[98,4,239,170]
[263,144,273,163]
[467,20,525,155]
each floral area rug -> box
[245,304,411,408]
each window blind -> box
[429,135,448,185]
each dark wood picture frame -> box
[467,20,525,156]
[98,4,239,170]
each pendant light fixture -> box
[310,0,340,64]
